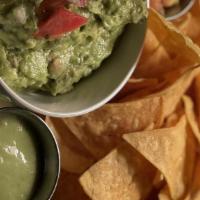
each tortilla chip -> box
[194,74,200,127]
[159,186,172,200]
[46,117,95,174]
[164,113,180,128]
[119,78,168,102]
[163,102,184,128]
[183,95,200,144]
[128,78,159,89]
[52,170,90,200]
[141,28,160,55]
[122,67,200,117]
[153,67,200,118]
[186,157,200,200]
[135,9,200,79]
[80,143,156,200]
[64,67,200,159]
[130,65,198,102]
[173,0,200,47]
[45,117,61,143]
[64,96,163,159]
[173,13,193,35]
[153,172,165,189]
[111,78,159,102]
[149,9,200,68]
[136,41,170,79]
[123,116,195,200]
[134,28,167,78]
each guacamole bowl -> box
[0,19,147,117]
[0,107,60,199]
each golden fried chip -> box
[159,186,172,200]
[64,67,200,159]
[137,42,170,79]
[64,96,163,159]
[185,157,200,200]
[173,0,200,47]
[139,28,160,56]
[127,78,159,90]
[80,143,156,200]
[135,28,163,78]
[194,74,200,126]
[183,95,200,144]
[122,67,200,117]
[46,117,95,174]
[45,117,61,143]
[173,13,193,36]
[135,9,200,79]
[123,116,196,200]
[153,172,165,190]
[149,9,200,68]
[158,67,200,117]
[163,102,184,128]
[184,130,197,188]
[112,78,159,102]
[164,113,180,127]
[119,78,168,102]
[52,170,90,200]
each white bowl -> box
[0,15,147,117]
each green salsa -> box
[0,113,38,200]
[0,0,147,95]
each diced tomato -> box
[34,7,87,38]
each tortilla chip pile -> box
[48,6,200,200]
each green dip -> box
[0,113,38,200]
[0,0,147,95]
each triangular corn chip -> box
[136,9,200,79]
[163,102,184,128]
[186,157,200,200]
[174,0,200,47]
[64,96,163,159]
[46,117,95,173]
[159,186,172,200]
[123,116,196,200]
[183,95,200,144]
[80,143,156,200]
[194,74,200,127]
[64,67,200,159]
[52,170,90,200]
[123,67,200,117]
[112,78,158,102]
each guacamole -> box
[0,113,39,200]
[0,0,147,95]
